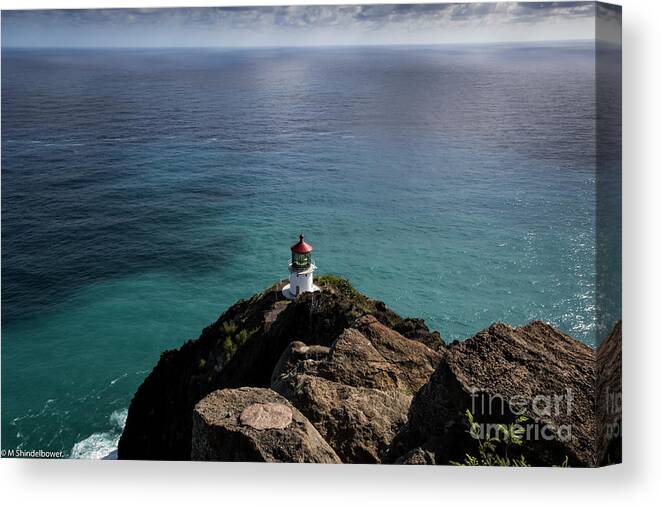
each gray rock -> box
[271,319,441,463]
[273,318,442,398]
[270,341,331,395]
[352,316,443,395]
[281,374,411,463]
[191,387,341,463]
[239,402,293,430]
[391,321,597,467]
[395,447,436,465]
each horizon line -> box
[1,38,600,51]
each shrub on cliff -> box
[222,325,251,363]
[451,410,569,467]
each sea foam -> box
[70,408,127,459]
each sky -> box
[1,2,622,48]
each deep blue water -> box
[1,43,620,457]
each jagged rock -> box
[395,447,437,465]
[270,341,331,392]
[352,316,443,395]
[391,321,597,467]
[394,321,444,352]
[271,319,440,462]
[596,321,622,465]
[371,301,445,353]
[273,319,442,398]
[277,374,411,463]
[191,387,340,463]
[118,274,608,466]
[118,277,443,460]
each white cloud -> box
[2,2,608,48]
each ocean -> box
[1,43,620,457]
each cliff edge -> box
[117,276,620,466]
[117,276,443,461]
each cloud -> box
[2,2,604,48]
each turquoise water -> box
[1,44,620,456]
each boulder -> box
[391,321,597,467]
[271,319,441,462]
[395,447,437,465]
[191,387,341,463]
[370,301,445,353]
[273,319,442,398]
[270,341,331,394]
[393,319,444,351]
[278,374,411,463]
[352,316,443,395]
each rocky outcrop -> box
[278,375,411,463]
[118,276,443,460]
[191,387,340,463]
[119,275,618,467]
[596,321,622,465]
[271,315,441,463]
[270,316,441,463]
[391,322,595,466]
[352,316,443,394]
[273,317,442,397]
[389,321,597,466]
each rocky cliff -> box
[117,276,443,460]
[596,321,622,465]
[117,276,621,466]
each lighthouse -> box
[282,234,320,300]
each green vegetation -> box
[221,322,253,363]
[450,409,570,467]
[316,274,361,298]
[316,274,372,316]
[348,309,362,321]
[222,321,238,336]
[450,409,530,467]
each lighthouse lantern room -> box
[282,234,320,299]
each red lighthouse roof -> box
[291,234,313,254]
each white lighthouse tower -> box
[282,234,320,300]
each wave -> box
[69,408,127,459]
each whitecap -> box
[70,431,119,459]
[109,373,128,385]
[70,408,127,460]
[109,409,128,429]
